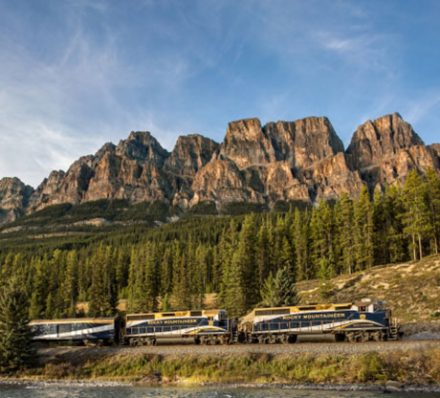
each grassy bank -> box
[9,347,440,387]
[296,255,440,323]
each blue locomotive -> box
[239,300,398,343]
[124,309,229,345]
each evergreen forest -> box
[0,169,439,319]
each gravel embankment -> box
[38,339,440,362]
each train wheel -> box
[280,334,289,344]
[287,335,297,344]
[269,335,278,344]
[335,333,346,342]
[359,332,369,343]
[346,332,355,343]
[247,334,256,344]
[194,337,201,345]
[219,335,229,345]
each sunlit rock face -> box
[1,113,439,224]
[193,116,359,206]
[0,177,33,225]
[346,113,439,189]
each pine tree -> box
[310,201,336,279]
[260,271,281,307]
[88,245,116,316]
[172,250,192,310]
[384,185,408,263]
[0,281,35,373]
[159,245,174,297]
[234,214,259,310]
[353,186,374,270]
[425,169,440,255]
[402,170,431,260]
[277,264,298,306]
[192,244,208,307]
[60,250,78,317]
[28,258,46,319]
[336,193,355,274]
[256,220,271,287]
[221,248,246,317]
[115,247,130,293]
[292,208,310,281]
[144,243,159,312]
[127,246,143,312]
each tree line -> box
[0,169,439,320]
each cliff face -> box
[346,113,439,187]
[0,177,34,225]
[192,116,361,205]
[1,113,439,224]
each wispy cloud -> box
[0,0,439,186]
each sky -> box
[1,0,440,187]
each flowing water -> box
[0,384,439,398]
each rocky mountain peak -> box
[165,134,219,176]
[263,116,344,168]
[0,177,34,225]
[219,118,276,169]
[116,131,169,164]
[95,142,116,159]
[346,112,424,170]
[345,113,436,188]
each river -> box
[0,384,439,398]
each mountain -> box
[0,113,439,226]
[346,113,439,187]
[0,178,33,225]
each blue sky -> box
[1,0,439,187]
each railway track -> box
[38,338,440,362]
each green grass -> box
[14,348,440,386]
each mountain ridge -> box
[1,112,439,226]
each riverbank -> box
[2,343,439,392]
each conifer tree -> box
[234,214,259,310]
[384,185,408,263]
[221,248,246,317]
[256,220,271,286]
[291,208,309,280]
[193,244,208,307]
[172,251,192,310]
[425,169,440,255]
[336,193,355,274]
[28,258,46,319]
[0,281,35,373]
[115,247,130,293]
[144,243,159,312]
[277,264,298,306]
[88,245,116,316]
[353,186,374,270]
[310,201,336,279]
[61,250,78,317]
[402,170,430,260]
[260,271,281,307]
[127,246,143,312]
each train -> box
[29,299,400,345]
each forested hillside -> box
[0,169,439,320]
